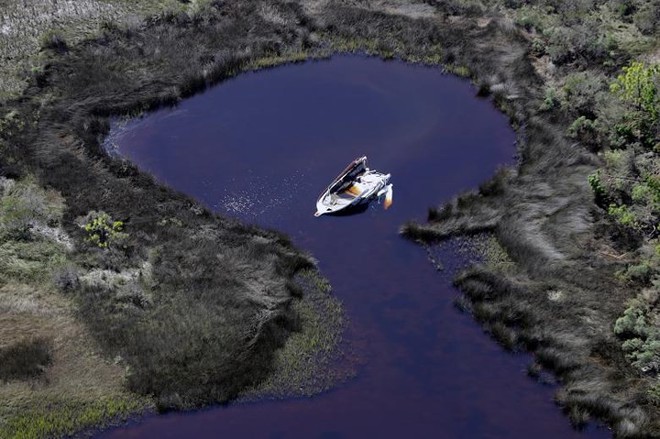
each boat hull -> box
[315,168,391,216]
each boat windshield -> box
[328,158,367,193]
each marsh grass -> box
[246,50,316,70]
[1,0,342,419]
[344,1,660,433]
[0,396,146,439]
[0,0,198,101]
[241,269,353,400]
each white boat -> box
[314,156,393,217]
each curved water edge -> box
[99,55,609,438]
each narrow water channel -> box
[100,55,609,438]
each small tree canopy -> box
[610,61,660,123]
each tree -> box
[610,61,660,148]
[611,62,660,119]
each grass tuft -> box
[0,338,53,382]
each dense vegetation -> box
[0,174,145,438]
[398,0,660,435]
[0,0,659,437]
[499,0,660,417]
[0,1,340,436]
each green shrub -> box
[624,262,653,283]
[568,116,600,149]
[0,110,25,137]
[648,382,660,406]
[610,61,660,122]
[610,61,660,148]
[608,203,638,228]
[514,5,557,33]
[588,171,607,204]
[646,175,660,206]
[615,301,649,337]
[82,211,127,249]
[562,71,606,118]
[539,86,559,111]
[632,183,652,203]
[614,291,660,373]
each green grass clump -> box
[241,269,350,399]
[0,239,68,285]
[0,397,145,439]
[246,50,312,70]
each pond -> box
[99,55,608,438]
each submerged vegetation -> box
[0,0,659,437]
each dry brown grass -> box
[1,284,126,387]
[0,281,146,437]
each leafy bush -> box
[632,1,660,35]
[624,262,653,283]
[645,175,660,207]
[614,288,660,374]
[610,61,660,123]
[539,86,559,112]
[588,170,608,205]
[631,182,652,203]
[648,382,660,406]
[562,71,607,118]
[82,211,127,249]
[568,116,600,149]
[608,203,639,229]
[610,61,660,148]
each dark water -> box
[101,56,609,438]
